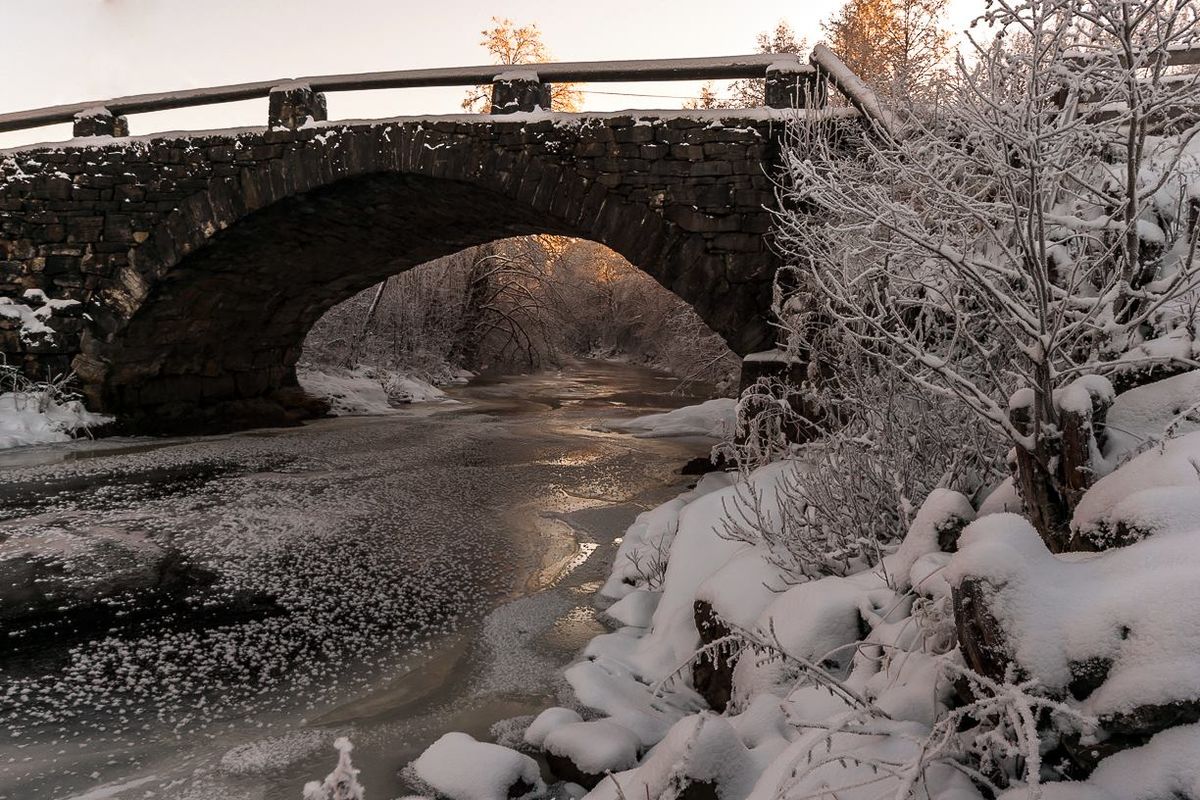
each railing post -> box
[490,70,552,114]
[268,82,328,130]
[72,107,129,137]
[764,65,827,109]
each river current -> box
[0,360,714,800]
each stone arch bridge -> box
[0,51,870,431]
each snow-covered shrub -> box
[0,362,111,448]
[774,0,1200,545]
[719,380,995,579]
[301,737,364,800]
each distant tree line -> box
[302,238,740,394]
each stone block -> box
[490,72,552,114]
[72,107,129,138]
[268,84,328,130]
[765,68,829,109]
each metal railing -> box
[0,53,820,136]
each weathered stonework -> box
[0,110,809,429]
[490,72,553,114]
[267,84,328,130]
[72,107,129,138]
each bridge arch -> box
[1,115,782,429]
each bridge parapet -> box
[0,53,832,139]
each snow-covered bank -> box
[402,377,1200,800]
[297,365,464,416]
[605,397,735,439]
[0,389,111,449]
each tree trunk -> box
[450,244,494,368]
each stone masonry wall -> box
[0,110,792,421]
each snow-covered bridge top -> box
[0,53,821,136]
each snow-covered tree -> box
[686,22,807,109]
[822,0,951,99]
[777,0,1200,547]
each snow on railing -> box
[0,53,816,135]
[1064,42,1200,67]
[809,45,899,140]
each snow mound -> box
[386,374,447,403]
[524,707,583,748]
[745,719,983,800]
[298,366,395,415]
[600,470,733,602]
[608,398,735,439]
[411,733,544,800]
[565,656,705,747]
[0,390,111,449]
[298,366,448,416]
[602,589,660,628]
[1073,431,1200,543]
[947,512,1200,718]
[1102,369,1200,463]
[543,719,641,775]
[887,488,975,591]
[695,549,790,632]
[589,713,758,800]
[1001,723,1200,800]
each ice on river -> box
[0,361,714,800]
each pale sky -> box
[0,0,982,148]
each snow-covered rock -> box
[543,719,641,784]
[601,589,660,628]
[588,713,758,800]
[565,656,705,747]
[744,719,983,800]
[1072,430,1200,545]
[1000,723,1200,800]
[947,512,1200,719]
[607,398,735,439]
[731,575,865,706]
[978,477,1022,517]
[599,470,733,602]
[411,733,544,800]
[1102,369,1200,463]
[886,488,975,588]
[695,549,789,633]
[524,707,583,748]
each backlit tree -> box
[822,0,950,99]
[462,17,583,112]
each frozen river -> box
[0,361,715,800]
